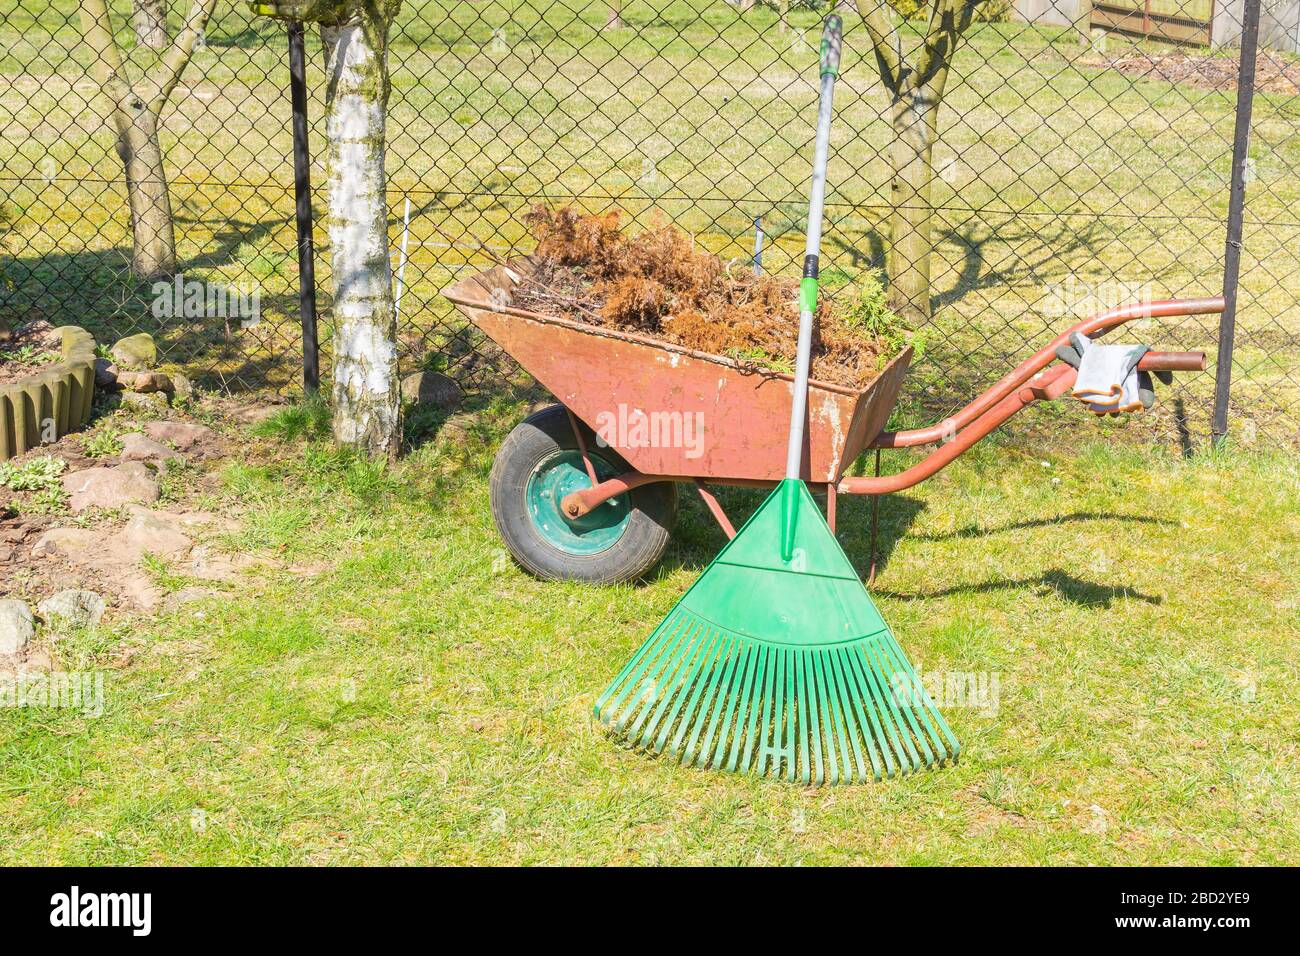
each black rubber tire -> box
[489,404,678,584]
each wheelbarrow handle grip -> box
[821,15,842,78]
[1137,351,1205,372]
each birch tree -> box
[79,0,217,280]
[252,0,403,458]
[855,0,986,321]
[133,0,169,49]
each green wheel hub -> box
[526,450,630,555]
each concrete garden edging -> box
[0,326,96,461]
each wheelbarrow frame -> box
[444,264,1222,545]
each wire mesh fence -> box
[1,0,1296,448]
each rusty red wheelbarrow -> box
[444,262,1222,584]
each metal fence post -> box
[1213,0,1261,446]
[288,20,320,394]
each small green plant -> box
[0,343,55,367]
[0,454,66,492]
[724,347,795,374]
[253,393,332,442]
[841,271,926,365]
[79,420,142,459]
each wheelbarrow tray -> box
[443,261,911,483]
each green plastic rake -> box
[594,16,959,784]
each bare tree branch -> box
[916,0,982,95]
[148,0,219,111]
[854,0,905,92]
[78,0,132,106]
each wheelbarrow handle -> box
[1138,351,1206,372]
[872,296,1223,449]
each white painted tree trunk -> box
[322,21,400,459]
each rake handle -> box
[782,14,841,560]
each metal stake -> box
[1213,0,1261,446]
[288,20,320,394]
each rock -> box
[112,508,193,562]
[32,527,104,560]
[110,333,158,370]
[120,433,183,464]
[0,600,35,655]
[144,420,212,450]
[94,358,119,388]
[117,573,163,611]
[20,648,54,673]
[116,370,173,394]
[188,545,253,582]
[37,589,106,628]
[120,391,169,411]
[0,544,14,563]
[170,372,194,401]
[62,462,160,513]
[401,370,463,410]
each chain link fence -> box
[1,0,1296,448]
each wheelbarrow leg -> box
[564,406,598,486]
[694,480,736,540]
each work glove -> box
[1055,332,1151,415]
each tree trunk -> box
[886,89,939,323]
[1072,0,1094,47]
[133,0,168,49]
[112,101,176,280]
[603,2,623,29]
[322,20,401,460]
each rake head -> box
[594,480,958,785]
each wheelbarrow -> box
[443,261,1222,584]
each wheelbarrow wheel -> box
[490,404,677,584]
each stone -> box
[401,370,462,410]
[37,589,106,628]
[32,526,104,560]
[94,358,119,388]
[111,508,193,562]
[120,433,183,464]
[120,391,169,411]
[187,545,253,582]
[62,462,160,512]
[170,372,194,401]
[144,420,212,450]
[116,370,173,394]
[110,333,158,370]
[20,648,54,673]
[117,573,162,611]
[0,600,35,655]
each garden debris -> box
[512,205,914,387]
[1102,49,1300,95]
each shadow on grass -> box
[906,510,1176,542]
[875,568,1162,608]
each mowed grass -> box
[0,1,1296,441]
[0,401,1296,865]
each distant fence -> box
[0,0,1296,449]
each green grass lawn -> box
[1,401,1295,865]
[0,1,1296,443]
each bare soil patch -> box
[0,320,60,387]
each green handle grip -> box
[820,15,842,78]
